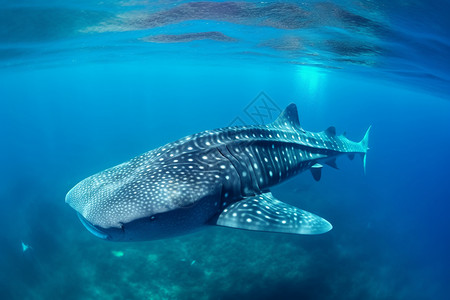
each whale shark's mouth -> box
[77,213,110,240]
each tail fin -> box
[360,126,371,174]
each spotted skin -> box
[66,103,370,241]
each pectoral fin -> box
[216,192,332,235]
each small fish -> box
[66,103,370,241]
[111,250,124,257]
[21,241,31,252]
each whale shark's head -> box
[65,158,222,241]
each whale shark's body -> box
[66,104,370,241]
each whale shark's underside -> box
[66,103,370,241]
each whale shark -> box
[66,103,370,241]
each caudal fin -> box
[360,126,371,174]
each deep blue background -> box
[1,63,449,299]
[1,0,450,298]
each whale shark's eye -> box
[150,216,156,221]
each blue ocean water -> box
[1,1,449,299]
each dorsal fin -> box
[324,126,336,136]
[271,103,301,130]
